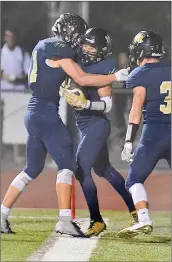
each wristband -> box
[85,100,106,111]
[125,123,139,143]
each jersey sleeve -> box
[126,67,146,89]
[45,42,76,60]
[104,58,116,75]
[94,58,117,75]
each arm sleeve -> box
[87,96,112,113]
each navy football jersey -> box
[75,57,116,125]
[28,37,75,105]
[126,62,171,124]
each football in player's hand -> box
[63,86,87,111]
[68,88,86,111]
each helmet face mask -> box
[128,30,165,67]
[79,43,100,66]
[78,27,112,66]
[52,13,88,48]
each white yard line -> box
[27,218,108,262]
[9,215,57,220]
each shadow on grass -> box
[96,231,171,244]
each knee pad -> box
[56,169,74,185]
[129,183,148,205]
[11,171,32,191]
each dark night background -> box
[1,1,171,61]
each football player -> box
[61,28,138,237]
[1,13,129,237]
[117,30,171,238]
[1,13,88,237]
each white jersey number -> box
[28,50,38,83]
[160,81,171,114]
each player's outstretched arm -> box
[121,86,146,162]
[46,58,129,87]
[126,86,146,141]
[128,86,146,124]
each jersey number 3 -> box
[28,50,38,83]
[160,81,171,114]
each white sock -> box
[1,204,11,219]
[59,209,71,217]
[138,208,151,222]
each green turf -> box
[1,209,171,262]
[1,209,57,262]
[1,208,89,262]
[90,211,171,262]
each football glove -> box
[115,68,130,81]
[121,142,134,162]
[63,88,88,110]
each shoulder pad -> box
[126,66,146,89]
[45,41,75,59]
[95,57,116,75]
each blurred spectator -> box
[1,99,4,157]
[1,28,31,91]
[113,52,130,146]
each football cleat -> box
[129,211,139,226]
[56,216,87,237]
[1,218,15,234]
[117,220,153,239]
[85,220,106,237]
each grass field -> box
[91,211,171,262]
[1,209,171,262]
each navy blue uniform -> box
[24,37,76,178]
[125,62,171,190]
[75,57,135,221]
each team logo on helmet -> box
[105,35,111,44]
[134,32,146,44]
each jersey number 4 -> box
[160,81,171,114]
[28,50,37,83]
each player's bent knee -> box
[11,171,32,191]
[56,169,74,185]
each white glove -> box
[115,68,130,81]
[121,142,134,162]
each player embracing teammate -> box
[1,13,129,237]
